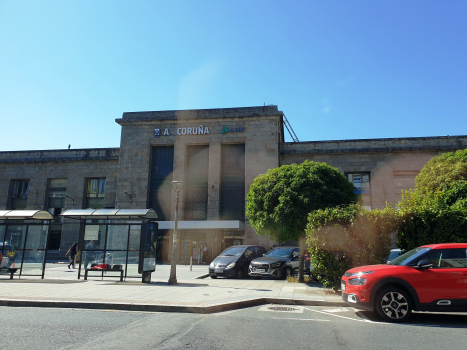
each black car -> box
[249,246,311,279]
[209,245,267,279]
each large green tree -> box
[397,149,467,251]
[246,160,358,281]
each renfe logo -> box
[222,126,245,134]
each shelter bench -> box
[0,267,19,279]
[84,264,124,282]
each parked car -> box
[209,245,267,279]
[341,243,467,322]
[387,248,401,262]
[249,246,312,279]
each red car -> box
[341,243,467,322]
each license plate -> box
[215,269,223,274]
[256,269,265,273]
[341,281,346,291]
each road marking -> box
[324,308,349,313]
[304,307,390,324]
[271,317,329,322]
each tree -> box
[397,149,467,251]
[246,160,358,281]
[306,204,398,289]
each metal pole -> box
[168,189,180,285]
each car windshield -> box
[388,250,401,261]
[266,248,295,258]
[387,247,431,266]
[220,247,245,257]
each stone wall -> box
[281,136,467,208]
[116,106,283,256]
[0,148,120,252]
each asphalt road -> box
[2,306,467,350]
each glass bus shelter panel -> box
[83,225,107,250]
[25,225,48,249]
[22,225,48,275]
[21,250,46,275]
[0,225,5,244]
[127,225,141,277]
[107,225,129,250]
[5,225,27,250]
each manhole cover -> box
[258,305,304,313]
[268,306,299,312]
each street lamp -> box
[168,180,184,285]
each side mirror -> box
[414,259,433,270]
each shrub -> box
[306,204,397,290]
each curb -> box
[0,297,347,314]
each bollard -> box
[190,256,192,271]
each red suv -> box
[341,243,467,322]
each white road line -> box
[304,307,390,324]
[271,317,329,322]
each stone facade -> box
[282,136,467,208]
[0,148,119,252]
[1,106,466,262]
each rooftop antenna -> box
[283,114,299,142]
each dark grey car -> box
[209,245,267,279]
[249,246,308,279]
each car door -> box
[411,248,467,304]
[243,247,256,271]
[290,248,300,271]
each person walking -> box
[66,242,78,269]
[203,244,208,264]
[83,241,95,269]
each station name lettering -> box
[177,126,209,135]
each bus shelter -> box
[0,210,53,279]
[60,209,158,282]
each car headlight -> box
[209,262,215,268]
[348,278,367,285]
[344,270,374,277]
[226,262,236,269]
[270,262,281,268]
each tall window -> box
[10,179,30,209]
[47,179,67,250]
[149,146,174,221]
[184,145,209,220]
[220,144,245,220]
[346,173,370,194]
[86,178,106,209]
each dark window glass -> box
[346,173,370,194]
[10,179,29,209]
[149,146,174,221]
[220,144,245,220]
[184,145,208,220]
[86,178,106,209]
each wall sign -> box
[222,126,245,134]
[154,126,209,137]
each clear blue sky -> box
[1,0,466,151]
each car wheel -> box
[283,267,293,279]
[235,268,244,279]
[375,287,412,322]
[235,268,243,279]
[210,275,217,279]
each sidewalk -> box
[0,264,345,313]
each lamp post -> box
[168,180,184,285]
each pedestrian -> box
[66,242,78,269]
[83,241,95,269]
[203,244,208,263]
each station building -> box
[1,105,466,263]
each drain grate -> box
[268,306,299,312]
